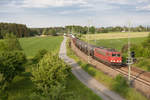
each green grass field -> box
[67,39,148,100]
[5,36,101,100]
[19,36,63,58]
[89,37,146,51]
[82,32,149,40]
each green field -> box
[89,37,146,51]
[5,36,101,100]
[82,32,149,40]
[19,36,63,57]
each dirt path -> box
[59,36,125,100]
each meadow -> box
[82,32,149,40]
[6,36,101,100]
[89,37,147,51]
[19,36,63,58]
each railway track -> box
[115,68,150,86]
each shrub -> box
[0,51,26,90]
[48,29,57,36]
[142,33,150,48]
[31,52,71,99]
[112,75,129,97]
[135,58,150,71]
[0,33,22,52]
[32,49,48,63]
[121,43,150,58]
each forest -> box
[0,23,150,39]
[0,23,38,38]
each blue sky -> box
[0,0,150,27]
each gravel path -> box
[59,36,125,100]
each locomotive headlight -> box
[117,60,121,62]
[111,60,115,62]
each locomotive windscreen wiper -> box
[112,54,120,57]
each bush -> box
[31,52,71,99]
[48,29,57,36]
[112,75,129,97]
[0,51,26,91]
[142,33,150,48]
[0,33,22,52]
[32,49,48,63]
[121,43,150,59]
[135,58,150,71]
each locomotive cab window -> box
[117,54,120,57]
[112,54,120,57]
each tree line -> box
[38,25,150,35]
[1,23,150,38]
[0,23,38,39]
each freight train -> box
[70,34,122,67]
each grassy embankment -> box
[66,38,148,100]
[7,36,101,100]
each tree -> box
[0,22,32,38]
[48,29,57,36]
[143,33,150,48]
[32,49,48,64]
[112,75,129,97]
[0,33,22,52]
[0,51,26,90]
[31,53,70,99]
[42,28,47,35]
[82,26,88,34]
[89,26,96,34]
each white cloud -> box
[1,0,150,27]
[108,0,129,4]
[21,0,88,8]
[136,5,150,11]
[102,0,149,5]
[137,0,149,3]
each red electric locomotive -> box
[94,47,122,66]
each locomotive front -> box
[109,52,122,66]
